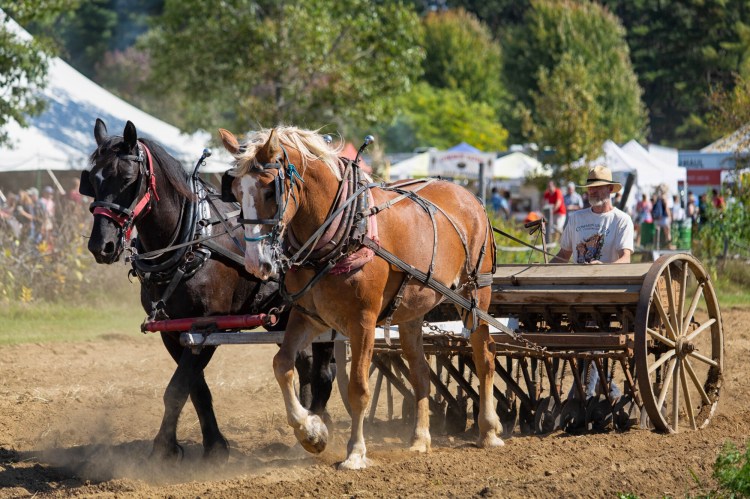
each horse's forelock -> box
[233,126,343,180]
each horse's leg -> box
[398,318,431,453]
[339,321,376,470]
[295,345,314,410]
[464,287,505,448]
[153,334,228,461]
[308,341,336,417]
[274,311,329,454]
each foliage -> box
[713,441,750,497]
[378,82,508,152]
[443,0,530,32]
[421,9,506,111]
[489,211,550,264]
[503,0,647,157]
[142,0,424,136]
[520,53,602,178]
[0,200,125,304]
[0,1,67,148]
[602,0,750,148]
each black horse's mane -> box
[89,136,196,201]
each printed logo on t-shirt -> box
[576,232,604,263]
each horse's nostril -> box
[103,241,115,255]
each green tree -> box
[503,0,646,163]
[421,8,506,110]
[379,82,508,152]
[142,0,424,135]
[603,0,750,148]
[0,1,71,148]
[521,53,600,181]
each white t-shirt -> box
[560,207,634,263]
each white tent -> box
[601,140,686,197]
[492,152,547,179]
[388,152,429,180]
[621,140,686,190]
[0,13,231,174]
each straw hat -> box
[579,165,622,193]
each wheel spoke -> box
[688,350,719,368]
[685,318,716,343]
[647,328,676,348]
[649,349,676,375]
[678,263,688,335]
[672,359,681,432]
[653,292,678,340]
[681,283,705,337]
[656,357,677,411]
[664,265,679,336]
[679,359,697,430]
[684,357,712,406]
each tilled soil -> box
[0,307,748,498]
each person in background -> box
[543,180,567,241]
[39,186,56,243]
[16,189,36,243]
[0,192,22,239]
[711,188,726,210]
[671,194,685,224]
[564,181,584,213]
[652,191,671,248]
[686,191,697,226]
[634,193,652,246]
[490,187,510,220]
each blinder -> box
[79,170,96,197]
[220,171,237,203]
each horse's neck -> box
[135,160,187,252]
[289,162,342,243]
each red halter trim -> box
[94,141,159,241]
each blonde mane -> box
[232,126,344,180]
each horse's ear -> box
[123,121,138,149]
[259,128,281,161]
[219,128,241,155]
[94,118,108,145]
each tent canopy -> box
[389,152,429,180]
[447,142,482,154]
[492,152,547,179]
[0,12,231,174]
[601,140,686,197]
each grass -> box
[0,292,148,345]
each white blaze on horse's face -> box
[240,175,277,280]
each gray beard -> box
[589,197,607,208]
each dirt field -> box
[0,306,748,498]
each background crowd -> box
[0,178,88,251]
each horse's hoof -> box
[294,414,328,454]
[338,454,371,470]
[409,430,431,453]
[408,440,431,453]
[203,439,230,464]
[150,441,184,462]
[477,433,505,448]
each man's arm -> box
[611,248,632,264]
[552,248,572,263]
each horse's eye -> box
[263,189,275,201]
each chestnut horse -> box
[81,119,335,462]
[220,126,502,470]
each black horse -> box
[81,118,335,461]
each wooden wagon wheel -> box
[634,253,723,433]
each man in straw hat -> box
[552,165,634,265]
